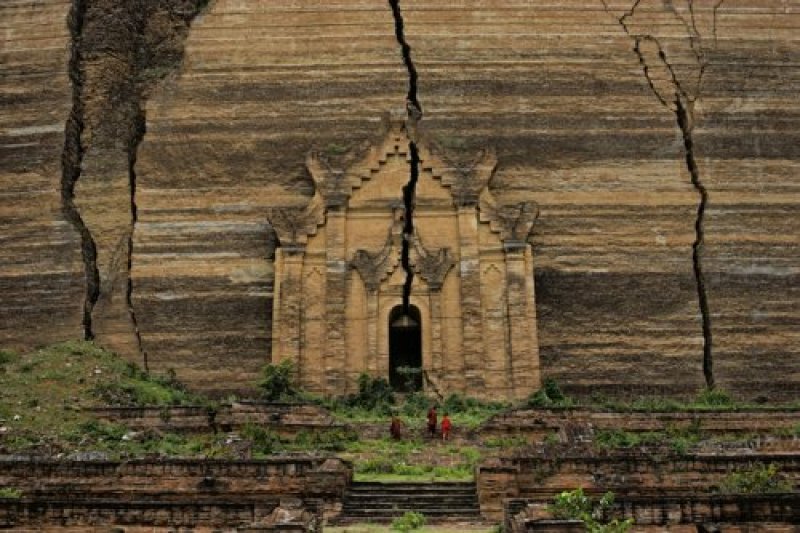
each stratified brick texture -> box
[0,0,84,347]
[1,1,799,399]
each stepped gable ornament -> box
[305,152,351,208]
[265,191,324,251]
[437,147,498,207]
[478,187,540,248]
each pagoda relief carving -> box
[267,120,540,400]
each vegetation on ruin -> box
[258,359,302,402]
[346,438,482,482]
[526,379,574,408]
[323,374,509,430]
[549,489,633,532]
[592,421,706,455]
[391,511,426,532]
[528,379,800,413]
[3,343,798,470]
[717,462,792,495]
[0,488,22,499]
[0,341,205,454]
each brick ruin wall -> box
[2,1,800,399]
[0,457,350,529]
[479,453,800,521]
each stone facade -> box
[268,119,539,400]
[2,1,800,399]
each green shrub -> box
[0,349,17,366]
[401,391,430,416]
[544,379,565,402]
[258,360,299,402]
[391,511,426,532]
[241,423,279,455]
[528,379,573,408]
[550,489,633,532]
[346,373,395,413]
[0,488,22,499]
[718,462,792,494]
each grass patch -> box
[0,340,208,455]
[591,387,800,413]
[347,437,480,481]
[593,424,704,454]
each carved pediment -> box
[423,146,497,207]
[303,118,500,211]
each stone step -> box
[344,495,478,503]
[336,480,482,523]
[344,489,477,500]
[343,498,478,507]
[339,508,482,517]
[342,503,480,511]
[347,482,476,492]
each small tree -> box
[258,359,299,401]
[550,489,633,533]
[346,373,395,413]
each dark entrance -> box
[388,305,422,392]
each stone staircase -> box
[334,481,482,523]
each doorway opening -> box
[389,305,422,392]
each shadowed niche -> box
[389,304,422,392]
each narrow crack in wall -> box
[388,0,422,313]
[62,0,99,340]
[675,98,714,389]
[128,109,148,370]
[605,0,720,388]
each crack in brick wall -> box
[388,0,422,313]
[61,0,211,362]
[604,0,721,389]
[128,109,147,370]
[62,0,99,340]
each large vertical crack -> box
[388,0,422,313]
[603,0,720,388]
[675,98,714,389]
[61,0,99,340]
[62,0,211,362]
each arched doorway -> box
[388,305,422,392]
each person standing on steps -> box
[427,405,438,438]
[441,413,452,441]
